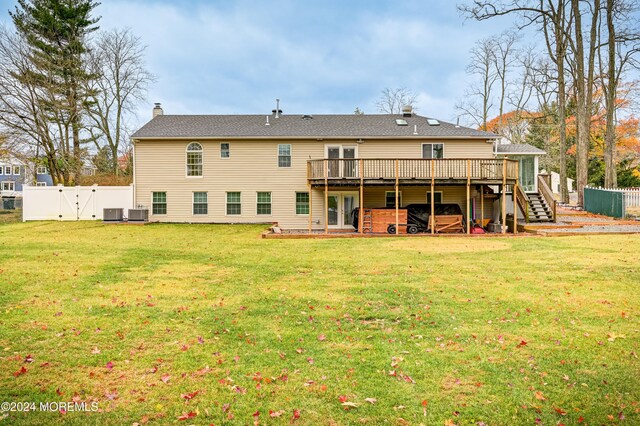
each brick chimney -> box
[153,103,163,118]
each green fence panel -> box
[584,187,624,218]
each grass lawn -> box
[0,222,639,425]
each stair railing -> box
[537,175,557,222]
[515,184,530,223]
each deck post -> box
[395,159,399,235]
[308,183,313,234]
[502,158,507,234]
[466,159,471,234]
[359,159,364,234]
[514,161,519,234]
[480,185,484,230]
[324,159,329,235]
[430,159,435,234]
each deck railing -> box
[307,158,519,181]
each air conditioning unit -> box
[128,208,149,222]
[103,208,124,222]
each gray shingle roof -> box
[131,114,498,139]
[495,143,546,155]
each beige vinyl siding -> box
[134,138,494,227]
[353,139,494,158]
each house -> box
[0,157,53,198]
[131,104,553,233]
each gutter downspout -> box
[132,139,137,208]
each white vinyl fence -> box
[624,188,640,209]
[23,185,134,221]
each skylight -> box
[395,119,408,126]
[427,118,440,126]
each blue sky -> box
[2,0,517,127]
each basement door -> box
[327,192,359,229]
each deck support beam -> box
[395,159,399,235]
[324,159,328,235]
[513,161,519,234]
[502,158,507,234]
[480,185,484,230]
[466,159,471,235]
[308,183,312,234]
[359,159,364,234]
[430,160,435,234]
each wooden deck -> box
[307,158,519,186]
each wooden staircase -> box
[515,175,557,223]
[526,192,554,222]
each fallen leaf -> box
[106,361,114,370]
[292,409,301,421]
[318,334,326,341]
[554,407,567,415]
[535,391,546,401]
[177,411,197,421]
[13,366,27,377]
[338,395,348,403]
[364,398,377,404]
[269,410,284,417]
[181,390,199,400]
[518,340,528,347]
[341,402,358,408]
[160,374,170,383]
[24,354,34,363]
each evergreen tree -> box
[10,0,100,184]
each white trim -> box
[185,142,203,177]
[4,166,11,175]
[36,182,47,187]
[295,191,310,216]
[425,191,443,204]
[225,191,242,216]
[192,191,208,216]
[256,191,272,216]
[220,142,230,159]
[326,191,359,229]
[385,190,402,208]
[12,165,20,175]
[2,181,16,191]
[421,143,445,159]
[151,191,167,216]
[324,144,358,158]
[36,166,48,175]
[277,144,292,168]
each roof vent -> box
[395,118,408,126]
[402,105,412,117]
[301,114,313,120]
[427,118,440,126]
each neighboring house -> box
[0,158,54,197]
[549,171,575,195]
[131,104,552,231]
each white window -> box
[186,142,203,176]
[152,192,167,215]
[4,166,11,175]
[1,181,15,191]
[36,182,47,187]
[12,165,20,175]
[221,143,230,158]
[226,192,241,215]
[385,191,402,208]
[0,165,3,175]
[193,192,208,215]
[422,143,444,159]
[257,192,272,215]
[426,191,443,204]
[278,144,291,167]
[37,166,48,175]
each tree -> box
[354,107,364,115]
[375,88,417,114]
[459,0,578,203]
[456,37,498,130]
[86,28,155,175]
[10,0,100,184]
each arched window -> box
[186,142,203,176]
